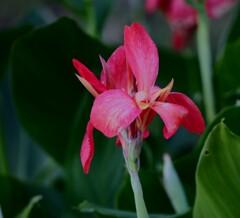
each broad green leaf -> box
[175,105,240,206]
[215,39,240,107]
[15,195,42,218]
[193,121,240,218]
[0,25,32,82]
[11,17,112,165]
[76,201,191,218]
[227,3,240,44]
[65,131,124,208]
[11,17,126,212]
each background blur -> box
[0,0,240,218]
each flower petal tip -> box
[80,122,94,174]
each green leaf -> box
[76,201,191,218]
[227,3,240,44]
[11,17,126,211]
[175,105,240,206]
[0,25,32,82]
[193,121,240,218]
[215,39,240,107]
[11,17,112,165]
[65,132,124,208]
[15,195,42,218]
[162,154,190,214]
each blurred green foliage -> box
[0,1,240,218]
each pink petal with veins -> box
[124,23,159,91]
[101,46,129,90]
[167,92,205,134]
[73,58,106,94]
[151,102,188,139]
[80,121,94,174]
[91,89,141,138]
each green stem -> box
[120,131,149,218]
[84,0,97,37]
[197,11,216,123]
[61,0,97,37]
[129,170,149,218]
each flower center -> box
[135,91,150,110]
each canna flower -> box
[205,0,237,18]
[145,0,237,50]
[73,23,205,174]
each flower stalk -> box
[129,170,149,218]
[121,131,149,218]
[197,8,216,123]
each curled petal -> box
[91,89,141,138]
[73,58,106,94]
[151,102,188,139]
[166,92,205,134]
[80,121,94,174]
[124,23,159,91]
[100,46,129,91]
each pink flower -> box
[145,0,237,50]
[73,23,205,174]
[206,0,237,18]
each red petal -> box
[100,46,130,91]
[151,102,188,139]
[80,121,94,174]
[124,23,159,91]
[90,89,141,138]
[166,92,205,134]
[72,58,106,94]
